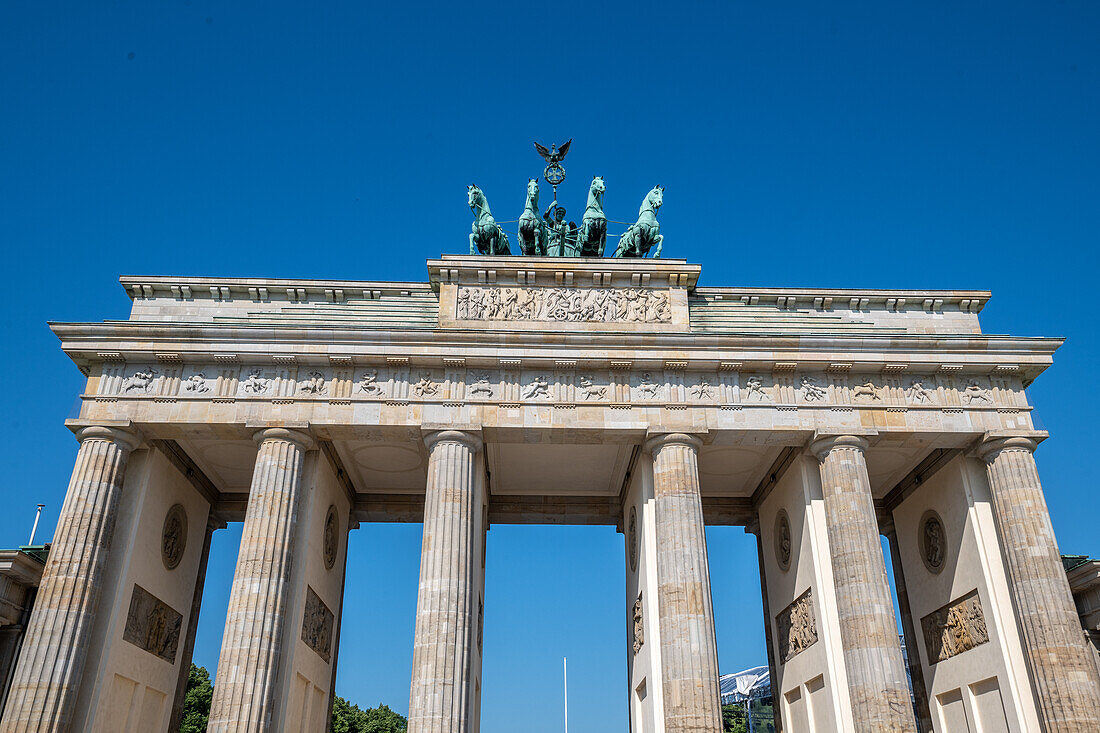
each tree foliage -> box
[179,663,213,733]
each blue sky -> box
[2,2,1099,730]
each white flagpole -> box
[563,656,568,733]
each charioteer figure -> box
[542,199,579,257]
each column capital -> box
[644,432,703,454]
[423,429,483,453]
[975,430,1048,462]
[74,424,142,453]
[809,432,870,460]
[252,427,315,451]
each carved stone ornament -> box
[774,509,792,572]
[298,371,327,395]
[323,505,339,570]
[123,368,157,393]
[921,589,989,663]
[161,503,187,570]
[457,286,671,323]
[628,506,639,572]
[123,584,182,663]
[744,375,769,401]
[183,373,209,393]
[920,510,946,574]
[301,585,334,663]
[632,592,645,655]
[776,587,818,664]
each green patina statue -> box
[517,179,547,256]
[577,176,607,257]
[542,198,579,257]
[468,184,511,255]
[614,186,664,258]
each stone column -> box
[0,425,139,733]
[978,434,1100,731]
[408,430,484,733]
[645,433,722,733]
[208,428,314,733]
[810,435,915,733]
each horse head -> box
[590,176,606,196]
[648,185,664,211]
[468,184,483,211]
[526,178,539,205]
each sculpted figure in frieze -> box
[412,373,439,397]
[358,370,382,396]
[579,376,606,400]
[907,377,934,404]
[522,375,551,400]
[744,375,769,401]
[632,593,645,655]
[690,379,714,400]
[123,368,157,393]
[636,373,660,399]
[962,379,993,404]
[468,374,494,397]
[242,368,271,395]
[921,590,989,663]
[298,371,327,395]
[800,375,827,401]
[183,373,209,393]
[852,380,881,401]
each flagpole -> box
[563,657,568,733]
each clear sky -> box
[2,2,1099,731]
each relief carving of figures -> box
[690,379,714,400]
[161,504,187,571]
[962,380,992,404]
[637,373,660,399]
[457,286,671,324]
[852,381,881,401]
[412,373,439,397]
[123,369,157,393]
[921,590,989,663]
[298,371,327,395]
[358,370,382,395]
[242,368,271,395]
[800,376,827,401]
[522,375,551,400]
[907,377,934,404]
[745,376,769,401]
[776,588,818,664]
[183,373,209,393]
[301,586,335,663]
[123,585,182,663]
[468,374,494,397]
[921,512,946,573]
[632,593,645,655]
[579,376,606,400]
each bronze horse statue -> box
[517,178,546,256]
[577,176,607,257]
[468,184,511,255]
[614,186,664,258]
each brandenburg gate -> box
[3,253,1100,732]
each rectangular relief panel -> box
[301,585,334,663]
[776,587,819,664]
[921,588,989,664]
[122,584,182,663]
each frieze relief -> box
[90,362,1025,411]
[302,585,335,663]
[457,286,672,323]
[776,587,818,664]
[123,584,183,663]
[921,589,989,663]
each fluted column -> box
[811,435,915,733]
[645,433,721,733]
[978,434,1100,731]
[208,428,314,732]
[408,430,483,733]
[0,425,139,733]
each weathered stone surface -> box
[301,585,334,663]
[408,430,484,733]
[979,434,1100,731]
[812,434,916,733]
[122,583,183,662]
[775,588,818,664]
[920,588,988,663]
[208,427,313,732]
[646,433,722,733]
[0,425,138,733]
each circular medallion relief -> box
[323,505,339,570]
[161,504,187,571]
[774,509,792,572]
[920,510,946,574]
[628,507,639,572]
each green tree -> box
[332,696,407,733]
[722,702,747,733]
[179,663,213,733]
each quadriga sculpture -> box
[468,184,511,255]
[517,178,546,256]
[613,186,664,258]
[578,176,607,257]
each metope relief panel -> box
[238,367,275,397]
[123,584,183,663]
[456,286,672,323]
[776,588,818,664]
[301,586,335,663]
[633,372,663,402]
[921,589,989,664]
[355,368,388,398]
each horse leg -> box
[652,234,663,259]
[470,231,478,255]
